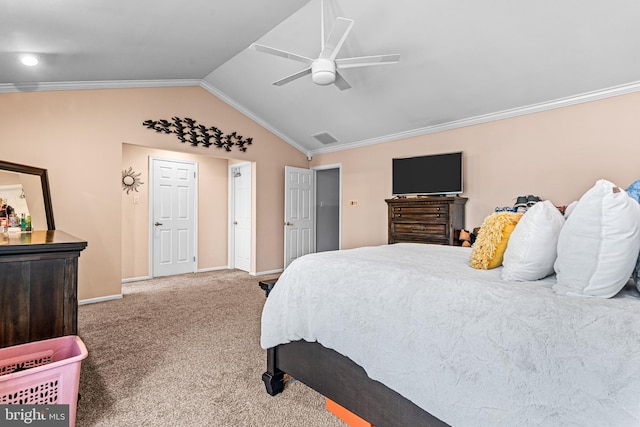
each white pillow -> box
[553,179,640,298]
[564,200,578,219]
[502,200,565,281]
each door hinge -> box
[193,256,196,262]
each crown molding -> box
[198,80,310,156]
[309,80,640,156]
[0,79,201,93]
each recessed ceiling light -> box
[20,55,39,66]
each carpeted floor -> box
[75,270,346,426]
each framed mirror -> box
[0,160,55,230]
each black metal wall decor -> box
[143,117,253,152]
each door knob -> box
[233,221,238,225]
[285,221,294,226]
[154,221,163,226]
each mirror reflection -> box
[0,175,45,229]
[0,161,54,230]
[0,184,30,226]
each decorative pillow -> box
[564,200,578,219]
[553,179,640,298]
[502,200,565,281]
[470,212,522,269]
[625,178,640,203]
[627,179,640,293]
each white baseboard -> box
[197,266,230,273]
[251,269,283,276]
[121,276,153,283]
[79,294,123,306]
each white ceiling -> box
[3,0,640,156]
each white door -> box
[284,166,314,268]
[231,163,251,272]
[151,158,197,277]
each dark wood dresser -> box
[0,230,87,348]
[386,196,467,245]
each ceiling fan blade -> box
[320,17,354,61]
[333,71,352,91]
[251,43,313,64]
[335,54,400,69]
[273,67,312,86]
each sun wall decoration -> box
[122,167,143,194]
[142,117,253,152]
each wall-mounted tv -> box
[392,151,463,196]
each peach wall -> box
[121,144,231,279]
[311,91,640,249]
[0,87,307,300]
[3,85,639,300]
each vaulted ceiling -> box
[3,0,640,156]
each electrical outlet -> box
[349,200,358,206]
[133,195,140,204]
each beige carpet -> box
[75,270,346,426]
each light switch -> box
[133,195,140,204]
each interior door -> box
[284,166,314,268]
[151,157,197,277]
[232,163,251,272]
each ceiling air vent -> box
[312,132,339,145]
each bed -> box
[260,242,640,427]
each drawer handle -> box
[411,227,426,231]
[436,214,441,218]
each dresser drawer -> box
[392,222,448,237]
[391,204,448,220]
[392,212,448,222]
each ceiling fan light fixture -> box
[20,54,39,66]
[311,58,335,85]
[252,3,398,90]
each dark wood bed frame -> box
[262,340,449,427]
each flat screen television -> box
[392,151,463,196]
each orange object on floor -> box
[326,398,373,427]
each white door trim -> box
[148,156,198,277]
[311,163,342,251]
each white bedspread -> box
[261,243,640,427]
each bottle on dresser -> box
[0,198,7,233]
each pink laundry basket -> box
[0,335,88,427]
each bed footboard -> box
[262,340,448,427]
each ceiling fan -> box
[250,0,400,90]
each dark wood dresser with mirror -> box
[0,160,87,348]
[386,196,467,246]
